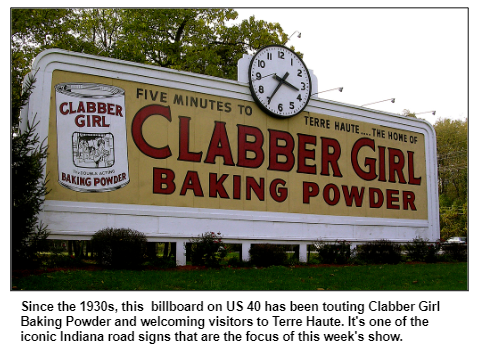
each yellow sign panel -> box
[47,70,428,220]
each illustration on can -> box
[55,82,129,192]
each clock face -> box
[248,45,312,118]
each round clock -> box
[248,45,312,118]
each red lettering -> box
[321,137,342,177]
[92,115,102,127]
[131,105,172,159]
[209,173,229,198]
[342,185,365,207]
[178,116,202,162]
[116,105,123,117]
[323,183,340,206]
[246,176,264,201]
[87,102,96,113]
[403,191,417,210]
[303,182,319,204]
[98,102,106,114]
[297,133,316,174]
[386,189,400,209]
[378,146,387,182]
[75,115,85,127]
[369,188,384,208]
[233,175,241,200]
[77,101,85,113]
[153,168,176,194]
[60,102,69,115]
[351,137,377,181]
[407,151,421,185]
[69,102,76,114]
[270,179,288,202]
[237,125,264,168]
[388,148,407,183]
[180,171,204,196]
[268,129,295,171]
[204,122,234,165]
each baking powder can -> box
[55,82,129,192]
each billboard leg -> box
[299,243,307,263]
[176,240,186,266]
[241,242,251,262]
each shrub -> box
[249,244,287,267]
[356,239,402,264]
[404,237,440,263]
[313,240,351,264]
[425,242,441,263]
[12,107,50,269]
[441,243,467,262]
[404,237,429,262]
[144,256,177,269]
[188,232,227,267]
[91,228,147,269]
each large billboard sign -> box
[23,49,439,263]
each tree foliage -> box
[434,118,468,205]
[11,8,290,128]
[11,74,50,268]
[434,118,467,241]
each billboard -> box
[23,49,439,263]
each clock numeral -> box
[267,53,272,60]
[297,94,302,102]
[259,85,264,94]
[256,72,262,80]
[278,51,285,59]
[301,82,306,90]
[278,103,283,112]
[289,102,295,109]
[291,58,293,66]
[267,96,272,104]
[258,59,265,68]
[297,69,303,77]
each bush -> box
[144,256,177,269]
[91,228,147,269]
[355,240,402,264]
[404,237,440,263]
[12,104,50,269]
[188,232,227,267]
[404,237,429,262]
[249,244,287,267]
[313,240,351,264]
[441,243,467,262]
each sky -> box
[234,8,468,126]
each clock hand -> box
[274,74,299,91]
[255,72,276,81]
[268,72,289,103]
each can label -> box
[55,83,129,192]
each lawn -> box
[12,262,467,290]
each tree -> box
[434,118,468,241]
[434,118,468,205]
[11,74,50,268]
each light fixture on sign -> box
[415,110,436,116]
[311,87,343,97]
[283,31,301,45]
[361,98,395,107]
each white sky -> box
[234,8,468,126]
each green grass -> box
[12,262,467,290]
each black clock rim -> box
[248,44,312,119]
